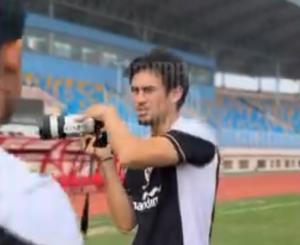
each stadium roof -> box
[27,0,300,79]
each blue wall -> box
[23,52,117,82]
[23,13,216,114]
[22,52,113,113]
[25,13,216,69]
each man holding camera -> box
[0,1,83,244]
[83,48,220,245]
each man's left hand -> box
[84,104,116,122]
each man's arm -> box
[85,105,216,168]
[100,161,136,232]
[82,137,136,232]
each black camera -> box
[39,115,107,147]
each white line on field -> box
[236,199,266,207]
[220,201,300,215]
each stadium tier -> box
[18,13,300,149]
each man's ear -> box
[3,39,22,72]
[170,86,184,105]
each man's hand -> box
[84,104,116,123]
[80,134,114,163]
[81,104,135,167]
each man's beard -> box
[138,116,163,127]
[138,119,152,126]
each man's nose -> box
[135,90,146,104]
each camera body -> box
[39,115,107,147]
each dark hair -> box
[0,0,26,46]
[126,48,189,110]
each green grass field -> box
[86,195,300,245]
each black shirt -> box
[125,117,219,245]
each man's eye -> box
[131,88,138,94]
[144,87,154,93]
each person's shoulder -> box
[3,178,83,245]
[0,149,83,245]
[171,116,217,145]
[32,179,83,244]
[0,147,31,190]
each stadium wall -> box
[220,148,300,173]
[25,13,215,69]
[22,52,109,113]
[14,12,300,176]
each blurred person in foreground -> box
[0,1,83,244]
[82,48,220,245]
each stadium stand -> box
[23,15,300,129]
[20,14,300,148]
[1,12,300,182]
